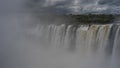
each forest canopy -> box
[64,14,115,25]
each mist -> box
[0,0,120,68]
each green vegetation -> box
[35,14,116,25]
[64,14,115,25]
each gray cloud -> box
[0,0,120,14]
[25,0,120,14]
[99,0,120,6]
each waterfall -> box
[27,24,119,52]
[23,24,120,68]
[1,0,119,68]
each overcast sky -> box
[0,0,120,14]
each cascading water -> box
[0,14,119,68]
[22,23,120,68]
[0,0,120,68]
